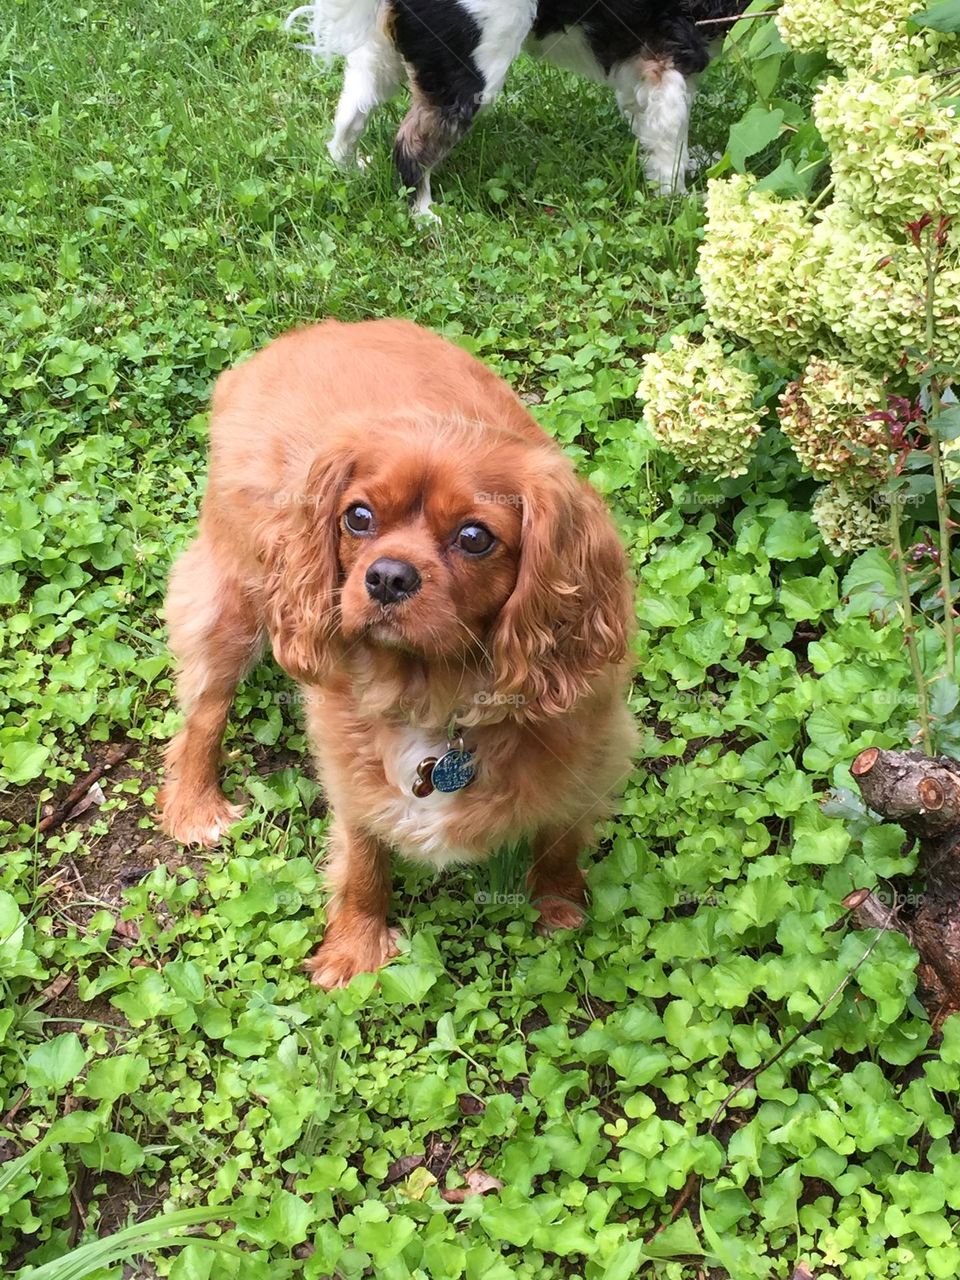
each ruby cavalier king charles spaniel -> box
[159,319,637,988]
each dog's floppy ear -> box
[490,462,632,718]
[255,446,354,683]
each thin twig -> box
[923,230,955,680]
[37,741,136,835]
[890,494,933,753]
[2,1088,30,1128]
[695,10,777,24]
[804,180,834,222]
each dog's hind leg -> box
[158,535,265,847]
[394,88,479,220]
[328,32,404,168]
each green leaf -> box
[479,1193,542,1247]
[750,53,783,100]
[0,890,43,979]
[930,677,960,720]
[378,962,439,1005]
[779,570,838,621]
[49,1112,104,1145]
[1,739,50,784]
[79,1131,146,1175]
[642,1215,704,1259]
[258,1189,313,1245]
[840,549,899,620]
[83,1054,150,1102]
[911,0,960,31]
[932,403,960,441]
[727,106,785,172]
[763,511,819,561]
[25,1033,88,1091]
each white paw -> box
[413,204,442,227]
[327,140,362,170]
[648,172,685,196]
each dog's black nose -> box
[365,558,421,605]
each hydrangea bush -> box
[638,0,960,642]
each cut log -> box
[850,747,960,1025]
[851,747,960,841]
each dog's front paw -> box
[157,783,243,848]
[533,892,587,934]
[304,925,402,989]
[327,140,369,171]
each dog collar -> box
[412,727,476,798]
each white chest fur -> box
[374,725,485,868]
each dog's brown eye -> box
[454,524,495,556]
[343,504,374,535]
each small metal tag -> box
[430,748,476,794]
[412,757,438,798]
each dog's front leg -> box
[528,824,591,933]
[305,818,401,989]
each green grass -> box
[2,2,956,1279]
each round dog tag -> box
[430,748,476,793]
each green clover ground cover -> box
[1,1,957,1276]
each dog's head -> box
[260,415,630,718]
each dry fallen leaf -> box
[37,972,72,1006]
[440,1165,502,1203]
[65,781,105,821]
[382,1153,425,1187]
[457,1094,485,1115]
[113,918,141,943]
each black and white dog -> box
[286,0,747,219]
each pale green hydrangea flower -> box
[777,0,954,72]
[778,359,891,486]
[637,332,763,478]
[815,73,960,230]
[699,176,829,364]
[814,204,960,368]
[812,482,888,553]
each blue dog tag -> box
[430,748,476,793]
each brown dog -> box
[159,319,637,988]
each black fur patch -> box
[532,0,746,76]
[391,1,486,108]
